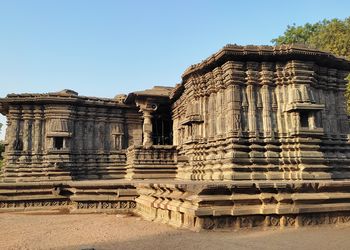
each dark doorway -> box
[53,137,64,149]
[300,111,309,128]
[152,105,172,145]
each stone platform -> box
[2,179,350,231]
[0,180,137,213]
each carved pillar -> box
[241,87,249,132]
[208,93,216,139]
[97,120,105,152]
[22,106,33,152]
[261,85,272,137]
[86,108,95,151]
[203,95,209,138]
[33,106,43,154]
[246,62,259,138]
[76,111,84,151]
[6,106,21,152]
[216,91,222,136]
[246,84,257,137]
[199,96,205,137]
[232,85,242,135]
[225,85,234,134]
[271,91,278,137]
[260,63,274,138]
[338,71,349,135]
[223,61,244,137]
[142,109,153,146]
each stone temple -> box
[1,44,350,230]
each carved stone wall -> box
[172,45,350,181]
[0,91,143,182]
[126,145,178,179]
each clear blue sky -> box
[1,0,350,139]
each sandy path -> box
[0,213,350,250]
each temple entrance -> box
[152,105,172,145]
[124,86,174,146]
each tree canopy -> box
[271,17,350,59]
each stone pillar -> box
[22,106,33,152]
[6,106,21,152]
[246,84,257,137]
[142,109,153,146]
[241,87,249,132]
[261,85,272,137]
[246,62,259,138]
[33,106,43,154]
[215,91,222,136]
[76,116,84,152]
[232,85,242,134]
[225,85,234,134]
[86,108,96,151]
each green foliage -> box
[271,20,328,46]
[272,18,350,59]
[272,17,350,111]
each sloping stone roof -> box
[124,86,174,104]
[0,89,131,115]
[182,44,350,81]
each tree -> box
[271,18,350,59]
[271,17,350,111]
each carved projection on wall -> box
[111,123,124,150]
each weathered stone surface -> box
[0,180,137,213]
[126,145,178,179]
[172,45,350,181]
[135,180,350,230]
[1,44,350,231]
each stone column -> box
[246,84,257,137]
[215,91,222,136]
[6,106,21,152]
[142,109,153,146]
[22,106,33,152]
[261,85,272,137]
[232,85,242,134]
[246,62,259,138]
[76,114,84,152]
[225,85,234,134]
[33,106,43,154]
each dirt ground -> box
[0,213,350,250]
